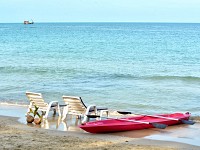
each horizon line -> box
[1,21,200,24]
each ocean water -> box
[0,23,200,116]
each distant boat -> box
[24,20,34,24]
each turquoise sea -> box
[0,23,200,116]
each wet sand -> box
[0,104,200,149]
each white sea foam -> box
[0,102,28,107]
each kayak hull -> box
[79,112,191,133]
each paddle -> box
[117,111,195,125]
[107,117,167,129]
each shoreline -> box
[0,104,200,149]
[1,115,199,150]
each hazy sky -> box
[0,0,200,23]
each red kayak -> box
[79,112,193,133]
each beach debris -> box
[34,118,42,125]
[26,105,43,125]
[26,114,34,123]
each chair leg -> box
[44,105,51,119]
[57,104,61,116]
[47,101,61,118]
[82,115,89,124]
[56,116,61,129]
[99,110,109,120]
[62,106,68,121]
[82,105,97,123]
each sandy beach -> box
[1,1,200,149]
[0,112,200,150]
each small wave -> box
[146,75,200,82]
[0,66,77,75]
[1,66,200,82]
[0,101,28,107]
[190,116,200,123]
[0,27,9,30]
[108,73,138,79]
[94,73,139,80]
[0,99,28,107]
[100,74,200,82]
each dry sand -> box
[0,115,199,150]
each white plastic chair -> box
[62,95,109,122]
[26,91,61,119]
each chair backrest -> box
[26,91,48,110]
[62,95,86,115]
